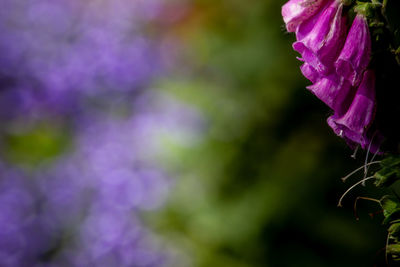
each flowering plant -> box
[283,0,400,263]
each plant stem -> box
[338,176,376,207]
[341,161,381,182]
[382,0,388,9]
[353,196,381,220]
[382,0,388,17]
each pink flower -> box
[327,70,376,148]
[282,0,382,152]
[293,0,347,74]
[282,0,329,32]
[300,63,320,83]
[307,73,354,114]
[335,14,371,86]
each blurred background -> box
[0,0,392,266]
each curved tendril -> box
[370,149,380,165]
[364,148,380,180]
[338,176,375,207]
[353,196,381,220]
[341,161,381,182]
[363,132,377,178]
[351,146,359,159]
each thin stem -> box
[381,0,389,23]
[338,176,376,207]
[364,149,381,183]
[370,149,380,165]
[341,161,381,182]
[353,196,381,220]
[351,146,359,159]
[386,231,390,265]
[363,132,378,185]
[364,137,374,176]
[383,0,388,11]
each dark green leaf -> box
[389,221,400,238]
[374,156,400,187]
[374,169,400,187]
[380,196,400,224]
[387,244,400,257]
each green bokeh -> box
[149,0,389,266]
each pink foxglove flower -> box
[300,62,320,83]
[282,0,382,152]
[282,0,329,32]
[293,0,346,74]
[335,14,371,86]
[327,70,376,148]
[307,74,353,114]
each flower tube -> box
[282,0,329,32]
[327,70,376,148]
[307,73,354,114]
[300,63,320,83]
[293,0,346,74]
[335,14,371,86]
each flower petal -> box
[282,0,329,32]
[307,73,354,114]
[335,14,371,86]
[293,0,346,74]
[327,70,376,146]
[300,63,320,83]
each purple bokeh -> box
[0,91,205,266]
[0,0,201,266]
[0,0,165,119]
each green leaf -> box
[389,221,400,238]
[380,196,400,224]
[355,2,376,18]
[380,156,400,168]
[381,195,399,214]
[387,244,400,258]
[341,0,353,7]
[374,156,400,187]
[374,169,400,187]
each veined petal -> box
[300,63,320,83]
[328,115,383,153]
[293,0,346,74]
[282,0,329,32]
[327,70,376,146]
[307,73,354,115]
[335,14,371,86]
